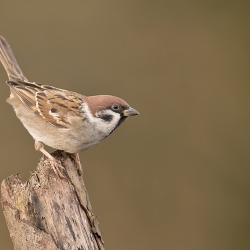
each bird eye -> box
[111,104,120,111]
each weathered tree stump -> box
[1,150,105,250]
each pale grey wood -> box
[1,151,105,250]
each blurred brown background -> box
[0,1,249,249]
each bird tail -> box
[0,36,28,81]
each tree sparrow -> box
[0,36,139,177]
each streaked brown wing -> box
[7,79,84,128]
[36,90,83,128]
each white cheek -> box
[96,111,120,134]
[81,103,121,136]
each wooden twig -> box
[1,150,105,250]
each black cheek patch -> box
[100,114,113,122]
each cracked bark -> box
[1,151,105,250]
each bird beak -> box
[123,107,140,117]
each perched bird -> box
[0,36,139,177]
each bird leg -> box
[35,140,65,178]
[70,153,83,176]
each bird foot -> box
[70,153,83,176]
[49,157,66,179]
[35,140,67,179]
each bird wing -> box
[7,79,85,128]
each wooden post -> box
[1,150,105,250]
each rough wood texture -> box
[1,151,105,250]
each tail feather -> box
[0,36,28,81]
